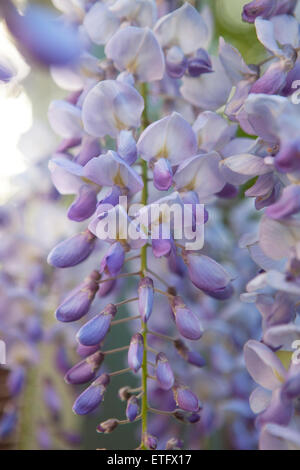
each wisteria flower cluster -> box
[2,0,300,451]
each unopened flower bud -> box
[97,418,119,433]
[128,333,144,373]
[76,304,117,346]
[138,277,154,323]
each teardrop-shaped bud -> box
[67,184,98,222]
[47,230,96,268]
[128,333,144,373]
[56,271,100,322]
[171,296,203,340]
[126,396,139,422]
[182,251,232,300]
[76,304,117,346]
[153,158,173,191]
[138,277,154,323]
[72,373,109,415]
[100,242,125,277]
[97,274,117,297]
[173,385,201,412]
[64,351,104,385]
[142,432,157,450]
[156,352,175,391]
[97,418,119,433]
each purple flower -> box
[156,352,174,391]
[100,242,125,277]
[64,351,104,385]
[76,304,117,346]
[56,271,100,322]
[72,374,109,415]
[126,396,139,422]
[47,230,96,268]
[67,185,98,222]
[173,385,201,412]
[182,251,232,299]
[187,49,213,77]
[171,296,203,340]
[128,333,144,373]
[138,277,154,323]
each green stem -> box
[140,82,149,449]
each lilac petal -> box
[244,340,287,390]
[76,136,101,166]
[174,152,225,199]
[152,238,173,258]
[181,57,232,110]
[266,185,300,219]
[256,388,293,427]
[64,351,104,385]
[67,185,97,222]
[219,37,257,84]
[249,386,272,414]
[72,374,109,415]
[259,216,294,260]
[282,372,300,400]
[4,4,81,66]
[154,3,208,54]
[138,277,154,323]
[263,323,300,350]
[153,158,173,191]
[166,46,187,79]
[193,110,237,153]
[242,0,277,23]
[128,333,144,373]
[76,304,117,346]
[187,49,213,77]
[173,386,201,412]
[83,2,120,45]
[156,352,175,391]
[47,230,96,268]
[259,423,300,450]
[83,151,143,195]
[48,155,83,195]
[82,80,144,138]
[105,26,164,82]
[138,112,197,165]
[97,276,117,298]
[48,100,83,139]
[250,61,288,95]
[171,296,203,341]
[100,242,125,277]
[255,17,282,56]
[275,139,300,173]
[117,130,137,166]
[222,154,271,177]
